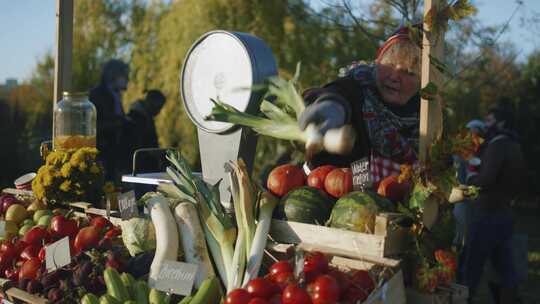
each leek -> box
[163,151,236,289]
[242,191,278,285]
[205,65,356,156]
[225,159,258,291]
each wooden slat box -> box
[269,212,409,258]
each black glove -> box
[298,100,347,134]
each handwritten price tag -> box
[155,261,198,295]
[118,190,138,220]
[351,157,371,191]
[45,236,71,272]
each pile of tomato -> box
[0,215,120,288]
[225,251,376,304]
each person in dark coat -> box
[89,59,129,181]
[299,25,421,186]
[123,90,166,174]
[459,102,525,303]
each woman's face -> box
[376,63,420,106]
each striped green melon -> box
[280,186,333,224]
[328,191,391,233]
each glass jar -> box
[53,92,97,150]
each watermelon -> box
[364,190,396,212]
[279,186,333,224]
[328,191,392,233]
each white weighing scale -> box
[122,30,277,209]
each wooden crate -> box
[406,284,468,304]
[269,212,408,258]
[266,242,406,304]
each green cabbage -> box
[120,217,156,256]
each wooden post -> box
[53,0,73,104]
[419,0,444,163]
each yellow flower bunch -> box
[32,147,105,204]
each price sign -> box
[351,157,371,191]
[155,260,198,296]
[118,190,138,220]
[45,236,71,272]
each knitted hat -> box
[376,24,422,62]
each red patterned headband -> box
[376,24,422,62]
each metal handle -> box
[132,148,172,176]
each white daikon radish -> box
[174,202,215,289]
[147,194,179,287]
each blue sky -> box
[1,0,539,84]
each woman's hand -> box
[298,100,347,134]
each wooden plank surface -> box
[269,219,386,257]
[1,188,34,197]
[419,0,445,163]
[6,287,48,304]
[53,0,73,103]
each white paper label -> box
[45,236,71,272]
[155,260,198,296]
[118,190,138,220]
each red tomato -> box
[248,299,269,304]
[350,270,375,293]
[13,240,28,255]
[4,267,19,281]
[49,215,79,239]
[23,226,49,246]
[0,241,17,260]
[269,261,293,277]
[309,275,339,304]
[272,272,294,291]
[246,277,279,299]
[104,227,121,239]
[19,257,41,281]
[342,287,369,304]
[0,253,12,272]
[304,252,329,282]
[282,284,312,304]
[307,165,336,190]
[90,216,112,230]
[74,226,100,253]
[267,164,305,197]
[326,268,351,297]
[20,244,41,260]
[377,175,411,203]
[324,168,353,198]
[225,288,253,304]
[38,247,46,262]
[268,294,282,304]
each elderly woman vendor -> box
[300,26,421,186]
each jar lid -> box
[63,91,88,98]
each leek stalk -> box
[226,160,257,291]
[242,192,278,285]
[162,151,237,289]
[205,65,356,156]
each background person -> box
[89,59,129,181]
[460,102,525,303]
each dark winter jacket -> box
[467,132,525,212]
